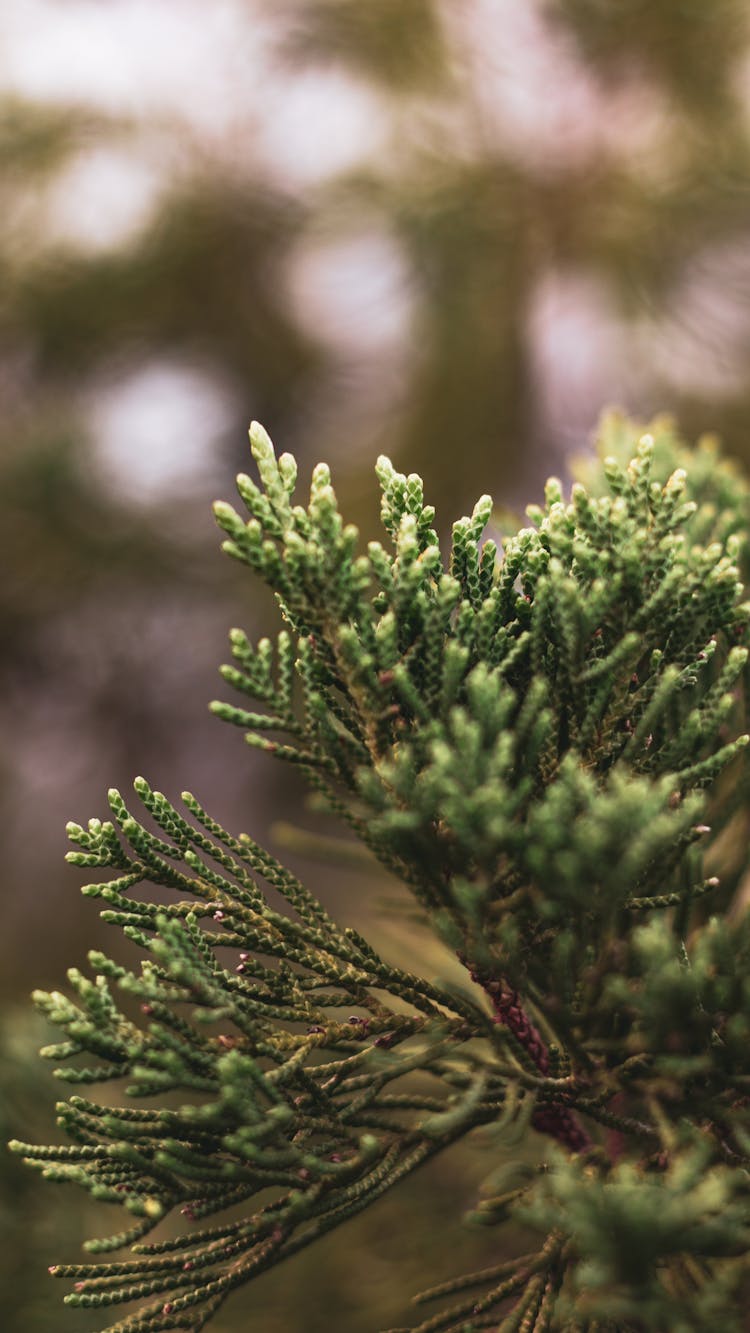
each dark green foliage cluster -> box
[12,415,750,1331]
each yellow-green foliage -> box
[12,415,750,1331]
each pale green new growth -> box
[11,413,750,1331]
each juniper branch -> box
[13,412,750,1330]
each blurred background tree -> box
[3,1,750,1328]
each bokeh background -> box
[4,2,750,1329]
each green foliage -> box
[554,0,750,111]
[280,0,450,91]
[12,414,750,1330]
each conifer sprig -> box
[12,413,750,1330]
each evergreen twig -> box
[12,414,750,1330]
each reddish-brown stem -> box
[470,968,593,1154]
[604,1092,628,1163]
